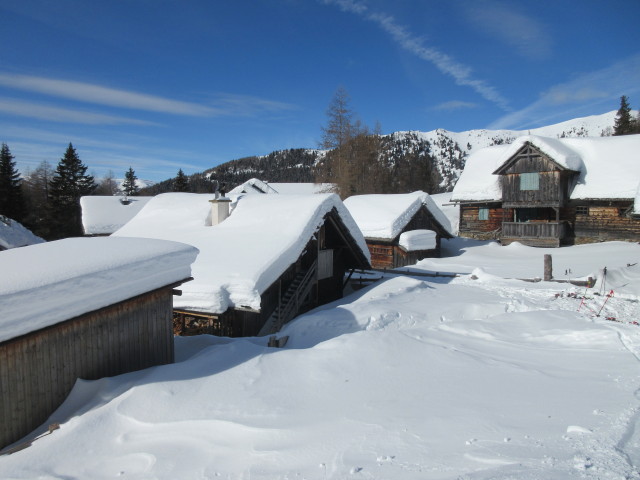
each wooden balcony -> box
[501,221,569,246]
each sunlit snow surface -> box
[2,239,640,479]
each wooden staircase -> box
[259,260,318,336]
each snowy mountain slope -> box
[390,111,620,191]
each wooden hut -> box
[113,192,371,337]
[344,192,454,269]
[452,135,640,247]
[0,237,197,450]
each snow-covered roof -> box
[398,229,437,251]
[270,183,335,194]
[0,216,45,250]
[495,135,583,172]
[0,237,198,343]
[452,135,640,204]
[229,178,334,195]
[81,196,153,235]
[450,145,510,202]
[344,191,453,240]
[113,193,370,314]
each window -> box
[576,206,589,216]
[520,172,540,191]
[478,207,489,221]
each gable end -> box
[493,143,572,175]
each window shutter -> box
[520,173,540,191]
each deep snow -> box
[1,239,639,479]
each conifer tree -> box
[48,143,96,239]
[613,95,634,135]
[22,160,54,238]
[0,143,26,222]
[173,168,189,192]
[121,167,139,196]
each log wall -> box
[459,203,511,240]
[1,287,175,450]
[573,202,640,244]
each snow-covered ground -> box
[2,240,639,479]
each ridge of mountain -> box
[141,111,618,195]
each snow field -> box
[1,240,639,479]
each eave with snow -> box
[344,191,453,269]
[113,192,371,337]
[0,237,197,451]
[451,135,640,247]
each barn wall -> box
[501,171,570,206]
[458,203,510,240]
[0,288,175,450]
[572,202,640,244]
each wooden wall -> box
[573,202,640,244]
[496,144,574,207]
[365,206,452,269]
[500,171,571,207]
[1,287,175,450]
[459,203,511,240]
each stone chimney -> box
[209,193,231,225]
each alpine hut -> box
[113,192,371,337]
[0,236,197,450]
[451,135,640,247]
[343,191,454,269]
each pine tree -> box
[22,160,54,238]
[48,143,96,239]
[173,169,189,192]
[121,167,139,196]
[613,95,634,135]
[0,143,26,222]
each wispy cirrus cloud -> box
[210,93,298,117]
[462,2,551,60]
[322,0,511,111]
[0,73,298,118]
[0,98,158,125]
[489,54,640,129]
[0,73,216,116]
[433,100,479,111]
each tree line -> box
[0,142,192,240]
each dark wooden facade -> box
[572,201,640,244]
[459,202,512,241]
[366,205,453,269]
[173,208,370,337]
[457,142,640,247]
[1,285,180,450]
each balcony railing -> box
[502,221,568,239]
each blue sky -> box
[1,0,639,182]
